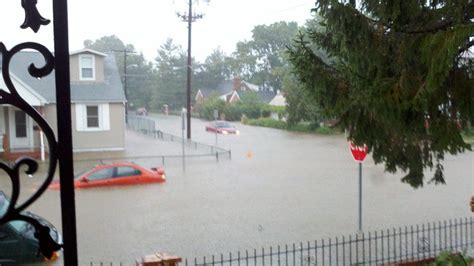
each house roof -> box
[239,90,276,104]
[200,79,262,97]
[241,81,259,92]
[197,88,222,98]
[196,80,234,99]
[196,79,276,104]
[3,50,125,103]
[269,93,286,106]
[216,80,235,94]
[70,48,108,57]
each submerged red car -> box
[49,162,165,189]
[205,120,239,134]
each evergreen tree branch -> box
[324,1,474,35]
[459,40,474,55]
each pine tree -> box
[289,0,474,187]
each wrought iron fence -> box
[90,217,473,266]
[0,1,78,264]
[182,217,473,266]
[127,115,231,160]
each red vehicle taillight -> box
[151,167,165,177]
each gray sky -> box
[0,0,315,62]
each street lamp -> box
[176,0,210,139]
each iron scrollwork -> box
[0,1,62,259]
[20,0,51,33]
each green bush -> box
[245,117,287,129]
[429,251,472,266]
[260,105,272,118]
[242,117,340,135]
[197,97,226,120]
[224,104,243,121]
[240,103,261,119]
[196,95,287,123]
[315,126,336,135]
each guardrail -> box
[126,115,231,160]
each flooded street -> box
[2,114,473,264]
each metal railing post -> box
[52,1,78,264]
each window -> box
[14,110,27,138]
[80,55,95,80]
[88,167,114,181]
[75,103,110,131]
[115,167,141,177]
[86,106,99,128]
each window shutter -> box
[75,104,85,131]
[101,104,110,130]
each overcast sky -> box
[0,0,315,62]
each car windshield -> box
[74,170,89,179]
[0,192,27,233]
[215,121,231,128]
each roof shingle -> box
[3,50,125,103]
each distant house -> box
[0,48,126,160]
[268,90,287,107]
[195,77,277,104]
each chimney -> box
[233,76,241,91]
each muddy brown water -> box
[1,114,472,264]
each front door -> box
[8,108,33,150]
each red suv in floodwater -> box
[49,162,165,189]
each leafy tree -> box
[123,57,156,109]
[289,0,474,187]
[238,91,264,119]
[152,38,189,111]
[283,73,321,127]
[228,41,258,81]
[284,15,332,127]
[230,22,300,91]
[195,48,232,90]
[84,35,127,53]
[250,21,300,90]
[197,95,226,120]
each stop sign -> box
[349,142,368,162]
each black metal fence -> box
[90,217,473,266]
[126,115,231,160]
[182,217,473,266]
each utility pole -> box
[177,0,207,139]
[113,49,135,124]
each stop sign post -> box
[350,142,368,232]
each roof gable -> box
[269,94,286,106]
[2,51,125,103]
[70,48,107,57]
[0,72,48,106]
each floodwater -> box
[1,114,473,264]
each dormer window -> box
[80,55,95,80]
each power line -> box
[113,49,136,123]
[176,0,208,140]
